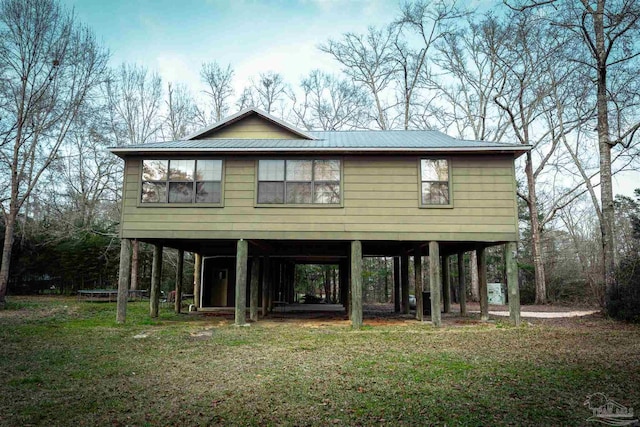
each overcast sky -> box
[63,0,402,93]
[61,0,636,197]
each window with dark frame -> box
[141,159,222,204]
[257,159,341,205]
[420,159,450,205]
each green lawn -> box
[0,297,638,426]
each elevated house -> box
[110,108,528,327]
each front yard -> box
[0,297,638,426]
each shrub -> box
[606,257,640,322]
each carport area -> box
[115,238,521,327]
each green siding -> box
[199,115,301,139]
[120,155,519,242]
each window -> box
[257,159,340,205]
[141,159,222,204]
[420,159,450,205]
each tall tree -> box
[103,63,163,291]
[289,70,370,130]
[105,63,163,146]
[235,87,255,111]
[252,71,288,114]
[320,26,399,129]
[161,82,198,140]
[395,0,466,130]
[200,61,234,121]
[489,11,574,303]
[425,16,509,141]
[0,0,108,305]
[509,0,640,304]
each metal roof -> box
[109,130,529,157]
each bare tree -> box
[394,0,467,130]
[105,63,163,146]
[161,82,198,140]
[0,0,108,305]
[508,0,640,304]
[559,199,606,305]
[252,71,288,114]
[320,26,399,129]
[490,11,577,303]
[200,61,234,121]
[235,86,255,111]
[425,16,509,141]
[57,115,121,231]
[102,63,163,290]
[289,70,370,130]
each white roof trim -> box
[185,107,317,141]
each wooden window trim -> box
[137,158,225,208]
[255,158,344,208]
[418,158,453,209]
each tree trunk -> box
[525,151,547,304]
[323,266,331,303]
[117,239,132,324]
[383,257,389,302]
[0,211,17,306]
[593,0,617,298]
[332,267,337,303]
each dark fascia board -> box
[109,145,531,158]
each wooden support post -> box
[350,240,363,328]
[269,260,278,312]
[261,256,270,317]
[150,244,163,318]
[471,250,479,302]
[289,262,296,303]
[401,253,410,314]
[193,253,202,309]
[442,255,451,314]
[414,245,423,321]
[506,242,521,326]
[116,238,132,324]
[235,239,248,326]
[174,249,184,314]
[130,239,139,290]
[250,258,259,322]
[393,257,401,313]
[429,241,442,327]
[478,246,489,321]
[458,252,467,316]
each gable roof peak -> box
[186,107,317,141]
